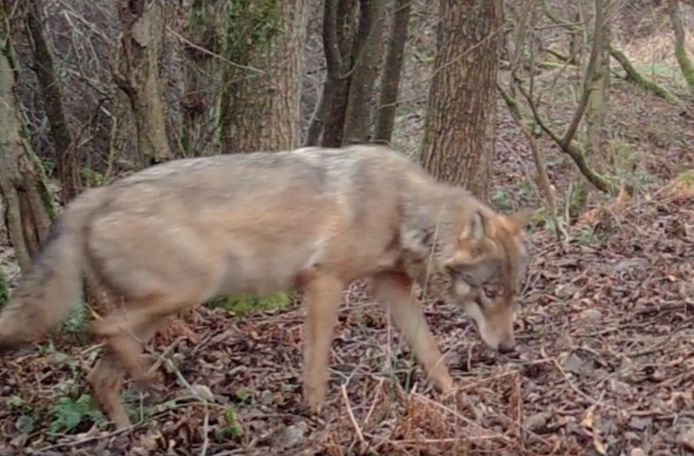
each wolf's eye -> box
[481,281,503,300]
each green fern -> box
[49,394,106,434]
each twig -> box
[362,377,385,427]
[341,384,366,446]
[200,405,210,456]
[31,421,146,453]
[552,359,613,410]
[166,26,264,75]
[626,316,693,357]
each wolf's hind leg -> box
[87,348,131,429]
[89,313,164,429]
[93,298,177,388]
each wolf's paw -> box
[303,388,327,416]
[132,370,162,393]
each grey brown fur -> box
[0,145,532,428]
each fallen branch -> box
[515,81,619,194]
[608,46,678,102]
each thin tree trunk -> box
[25,0,79,203]
[0,3,54,271]
[304,0,338,147]
[374,0,411,144]
[585,0,609,161]
[320,0,357,147]
[421,0,504,200]
[113,0,173,165]
[667,0,694,93]
[218,0,309,153]
[342,0,387,144]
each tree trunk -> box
[421,0,504,200]
[341,0,387,144]
[180,0,217,157]
[308,0,388,147]
[667,0,694,93]
[373,0,411,144]
[113,0,173,165]
[0,3,54,272]
[218,0,309,153]
[318,0,357,147]
[585,0,609,161]
[25,0,79,203]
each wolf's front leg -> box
[302,273,343,414]
[373,271,454,393]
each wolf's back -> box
[0,188,107,353]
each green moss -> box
[674,44,694,92]
[207,290,294,316]
[608,46,677,103]
[224,0,282,62]
[678,169,694,185]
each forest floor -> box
[0,93,692,456]
[2,18,694,456]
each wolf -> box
[0,145,532,428]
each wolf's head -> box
[443,208,533,353]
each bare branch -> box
[515,81,618,194]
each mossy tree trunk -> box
[609,46,677,102]
[25,0,79,203]
[113,0,173,165]
[585,0,609,161]
[421,0,504,200]
[180,0,221,157]
[667,0,694,94]
[218,0,309,153]
[0,3,54,272]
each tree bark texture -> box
[308,0,387,147]
[341,0,387,144]
[25,0,79,203]
[585,0,609,162]
[667,0,694,93]
[421,0,504,200]
[0,5,54,271]
[114,0,173,165]
[219,0,309,153]
[374,0,411,144]
[318,0,357,147]
[180,0,220,157]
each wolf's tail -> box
[0,188,107,353]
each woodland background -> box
[0,0,693,454]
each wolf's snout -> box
[497,338,516,354]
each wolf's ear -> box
[463,210,488,244]
[443,211,489,270]
[506,207,534,233]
